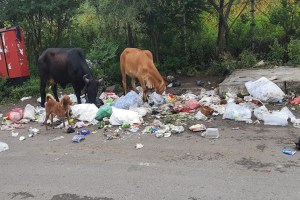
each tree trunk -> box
[250,0,256,51]
[126,22,135,47]
[183,0,187,56]
[216,0,226,57]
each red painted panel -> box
[0,27,30,79]
[4,31,23,78]
[0,33,8,78]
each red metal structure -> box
[0,26,30,81]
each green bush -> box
[238,50,257,68]
[268,39,285,64]
[206,59,236,76]
[288,39,300,64]
[0,77,40,105]
[10,77,40,101]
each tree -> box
[0,0,82,64]
[207,0,250,57]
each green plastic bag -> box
[95,105,112,121]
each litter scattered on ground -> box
[49,136,64,142]
[72,135,85,143]
[19,136,26,141]
[20,96,32,101]
[282,148,296,156]
[29,127,39,135]
[0,141,9,152]
[1,75,300,147]
[135,143,144,149]
[11,130,19,137]
[189,124,206,132]
[203,128,220,139]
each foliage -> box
[0,0,82,66]
[238,50,257,68]
[1,0,300,104]
[268,40,286,64]
[0,77,40,105]
[206,58,236,76]
[87,37,119,83]
[269,0,300,34]
[287,39,300,65]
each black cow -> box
[38,48,102,107]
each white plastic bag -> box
[71,104,98,122]
[253,105,269,120]
[245,77,285,102]
[223,103,252,121]
[130,107,149,117]
[262,111,288,126]
[109,107,143,125]
[23,104,35,121]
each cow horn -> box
[83,74,90,83]
[97,78,103,85]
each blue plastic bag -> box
[112,91,143,110]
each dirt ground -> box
[1,75,300,200]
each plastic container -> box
[204,128,219,139]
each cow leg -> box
[51,83,59,102]
[51,114,54,129]
[40,80,47,107]
[138,78,148,102]
[131,78,138,93]
[73,84,82,104]
[44,112,50,130]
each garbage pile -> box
[1,76,300,148]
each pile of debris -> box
[1,76,300,146]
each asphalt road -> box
[1,118,300,200]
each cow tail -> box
[46,93,55,102]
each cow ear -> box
[83,74,90,83]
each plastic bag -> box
[109,107,143,125]
[253,105,269,120]
[148,92,165,105]
[23,104,35,121]
[71,104,98,122]
[185,99,200,110]
[130,107,149,117]
[262,106,295,126]
[6,108,23,122]
[245,77,285,102]
[223,103,252,121]
[195,111,208,121]
[262,111,288,126]
[112,91,143,110]
[95,105,112,121]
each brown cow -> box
[120,48,166,101]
